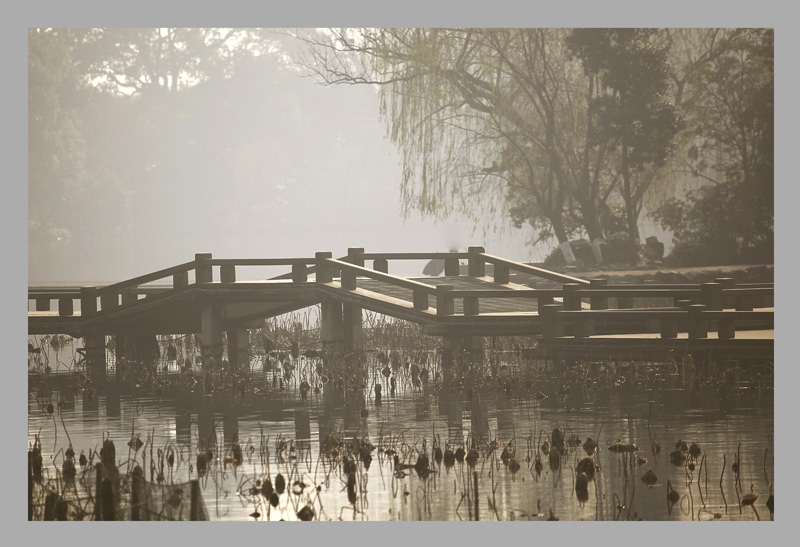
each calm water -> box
[28,347,774,522]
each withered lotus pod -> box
[297,505,315,521]
[275,473,286,495]
[641,469,658,487]
[669,449,686,466]
[443,448,456,469]
[576,457,597,480]
[466,448,479,468]
[741,493,758,506]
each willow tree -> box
[298,28,610,263]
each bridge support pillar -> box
[226,328,250,372]
[441,335,483,385]
[84,334,107,385]
[114,332,159,368]
[343,304,362,354]
[201,302,223,386]
[321,299,344,356]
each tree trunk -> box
[552,217,576,264]
[621,143,640,263]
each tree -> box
[565,29,684,259]
[652,28,773,264]
[29,29,92,276]
[298,28,634,263]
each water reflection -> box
[29,361,774,522]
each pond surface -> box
[27,345,774,522]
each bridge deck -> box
[27,251,774,363]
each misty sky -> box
[27,29,674,284]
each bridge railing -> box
[360,249,469,276]
[320,256,439,311]
[74,253,335,318]
[477,249,591,286]
[545,307,774,340]
[81,259,200,318]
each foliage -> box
[652,178,773,266]
[651,29,773,266]
[565,29,684,252]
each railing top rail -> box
[479,253,591,286]
[28,291,81,300]
[723,288,774,295]
[93,260,197,296]
[324,258,438,294]
[701,310,774,320]
[209,258,316,267]
[269,254,349,280]
[574,288,701,297]
[557,309,685,318]
[557,309,773,319]
[592,283,702,289]
[360,252,469,260]
[449,289,559,298]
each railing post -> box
[195,253,213,283]
[315,252,333,283]
[173,270,189,288]
[58,298,73,317]
[531,279,553,313]
[413,290,429,311]
[444,256,460,276]
[341,267,357,290]
[436,284,454,316]
[100,291,118,312]
[715,277,736,309]
[589,279,608,310]
[347,247,365,267]
[493,264,509,285]
[736,294,754,311]
[540,304,564,338]
[562,283,581,311]
[688,304,708,339]
[464,296,480,316]
[700,282,723,311]
[718,315,736,339]
[220,264,236,283]
[121,288,138,306]
[373,259,389,273]
[292,263,308,282]
[35,297,50,312]
[660,316,678,339]
[467,246,486,277]
[79,287,99,315]
[676,299,692,333]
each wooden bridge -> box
[28,247,774,380]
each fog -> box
[28,31,542,283]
